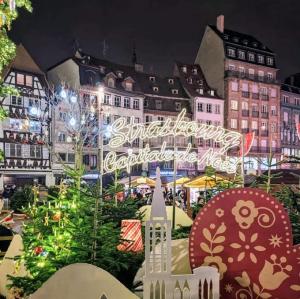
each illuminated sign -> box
[103,109,245,174]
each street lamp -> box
[98,86,104,202]
[127,148,133,195]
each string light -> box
[60,89,67,99]
[69,117,76,127]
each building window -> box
[228,64,235,71]
[206,104,212,113]
[231,119,238,129]
[227,48,236,57]
[30,121,41,133]
[215,104,220,114]
[133,139,139,147]
[210,90,215,96]
[59,112,67,121]
[58,132,66,142]
[157,116,164,124]
[124,97,130,108]
[16,73,25,85]
[248,53,255,62]
[196,88,204,95]
[156,100,162,109]
[238,50,245,60]
[242,101,248,110]
[206,120,212,125]
[149,76,156,82]
[266,57,274,66]
[175,102,181,111]
[117,71,123,78]
[125,81,133,91]
[107,78,115,88]
[172,89,179,95]
[133,99,139,110]
[25,75,33,87]
[30,145,41,158]
[144,99,148,108]
[262,105,268,113]
[295,98,300,106]
[231,82,238,92]
[252,121,258,130]
[258,71,264,81]
[197,102,203,112]
[153,86,159,92]
[145,115,152,123]
[104,94,110,105]
[267,73,273,81]
[83,155,89,165]
[249,69,255,78]
[68,153,75,163]
[231,100,238,110]
[241,120,248,129]
[59,153,67,162]
[11,95,23,106]
[258,55,265,64]
[182,66,187,73]
[192,68,198,75]
[282,95,289,103]
[104,115,111,125]
[271,106,276,116]
[6,143,22,157]
[114,96,121,107]
[239,67,245,76]
[168,78,174,84]
[135,117,140,123]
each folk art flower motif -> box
[232,199,258,229]
[202,255,227,279]
[258,255,292,291]
[216,208,224,218]
[230,231,266,263]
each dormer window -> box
[172,89,178,95]
[223,34,229,40]
[227,48,236,57]
[196,88,204,95]
[187,78,193,84]
[252,42,258,47]
[192,68,198,75]
[210,90,215,96]
[175,102,181,111]
[182,66,187,73]
[258,55,265,64]
[125,81,133,91]
[233,37,239,43]
[243,39,248,45]
[107,77,115,88]
[149,76,156,82]
[153,86,159,92]
[117,71,123,78]
[99,66,105,74]
[266,57,274,66]
[168,78,174,84]
[238,50,245,60]
[198,79,203,86]
[248,53,255,62]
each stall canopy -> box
[118,176,156,188]
[183,175,227,189]
[166,177,191,187]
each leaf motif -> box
[241,271,251,287]
[254,246,266,252]
[203,228,212,241]
[290,285,300,291]
[212,245,224,254]
[250,233,258,243]
[237,251,245,261]
[250,252,257,263]
[216,222,226,235]
[230,243,241,248]
[253,283,260,295]
[200,242,211,254]
[213,236,225,243]
[260,292,272,298]
[239,231,246,242]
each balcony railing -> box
[252,111,259,118]
[261,94,269,101]
[242,109,249,117]
[242,91,250,98]
[249,147,281,153]
[252,93,260,100]
[261,112,269,118]
[241,128,249,133]
[225,70,280,84]
[252,129,259,135]
[261,130,269,137]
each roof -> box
[284,73,300,89]
[281,83,300,96]
[71,52,189,99]
[175,62,221,99]
[209,25,274,54]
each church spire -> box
[150,167,167,219]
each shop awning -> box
[166,177,191,187]
[183,175,227,189]
[118,177,156,188]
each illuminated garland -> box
[104,109,243,174]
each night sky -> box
[10,0,300,79]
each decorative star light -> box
[269,234,283,248]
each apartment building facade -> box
[174,62,224,171]
[195,15,281,172]
[281,74,300,167]
[0,45,52,188]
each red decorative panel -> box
[189,188,300,298]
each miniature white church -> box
[143,167,220,299]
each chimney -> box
[216,15,224,33]
[135,63,144,73]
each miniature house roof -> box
[150,167,167,219]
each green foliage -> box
[275,185,300,244]
[10,169,144,295]
[172,225,191,240]
[47,185,60,200]
[10,185,34,212]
